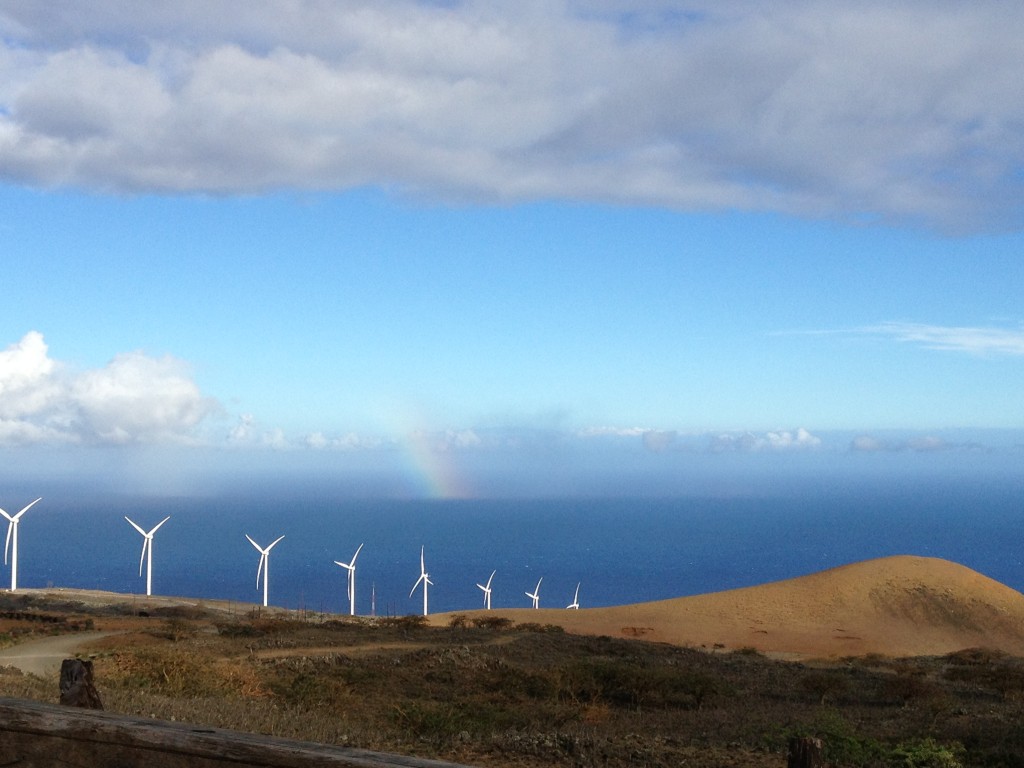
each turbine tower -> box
[409,545,433,616]
[567,582,581,610]
[525,577,543,609]
[334,542,364,616]
[124,515,171,597]
[246,534,285,607]
[476,570,495,610]
[1,498,41,592]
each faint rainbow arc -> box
[403,431,474,500]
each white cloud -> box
[409,428,483,453]
[0,332,218,445]
[227,413,257,443]
[303,430,388,451]
[850,435,886,452]
[1,3,1023,229]
[849,434,955,453]
[578,426,648,438]
[709,427,822,453]
[582,424,823,453]
[0,330,63,421]
[863,322,1024,356]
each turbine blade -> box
[410,573,425,597]
[0,508,12,522]
[486,570,496,589]
[420,545,425,573]
[138,539,147,577]
[14,497,41,520]
[148,516,171,536]
[3,521,11,565]
[256,553,266,589]
[125,516,147,536]
[266,535,285,552]
[245,534,262,552]
[350,542,363,565]
[347,570,354,601]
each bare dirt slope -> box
[436,556,1024,658]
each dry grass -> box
[1,605,1021,767]
[4,557,1024,767]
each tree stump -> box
[788,736,825,768]
[59,658,103,709]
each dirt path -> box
[0,632,117,677]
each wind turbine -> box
[525,577,542,609]
[476,570,495,610]
[1,498,41,592]
[409,545,433,616]
[334,542,364,616]
[567,582,581,610]
[246,534,285,607]
[124,515,171,597]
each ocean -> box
[6,475,1023,616]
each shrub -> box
[471,616,513,630]
[888,738,964,768]
[378,615,429,630]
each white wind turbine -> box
[334,542,364,616]
[409,545,433,616]
[124,515,171,597]
[525,577,543,609]
[246,534,285,607]
[476,570,495,610]
[1,498,41,592]
[567,582,581,610]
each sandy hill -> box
[438,556,1024,658]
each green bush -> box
[888,738,964,768]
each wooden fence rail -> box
[0,697,475,768]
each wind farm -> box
[124,516,170,597]
[4,493,1024,634]
[0,497,591,617]
[0,498,41,593]
[7,496,1024,664]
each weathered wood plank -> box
[0,697,476,768]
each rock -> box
[59,658,104,709]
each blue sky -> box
[1,3,1023,497]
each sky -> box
[1,2,1023,498]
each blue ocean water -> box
[7,476,1024,616]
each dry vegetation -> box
[2,593,1024,767]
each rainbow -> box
[402,431,474,500]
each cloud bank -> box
[0,331,218,445]
[2,2,1023,230]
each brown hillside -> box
[436,556,1024,658]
